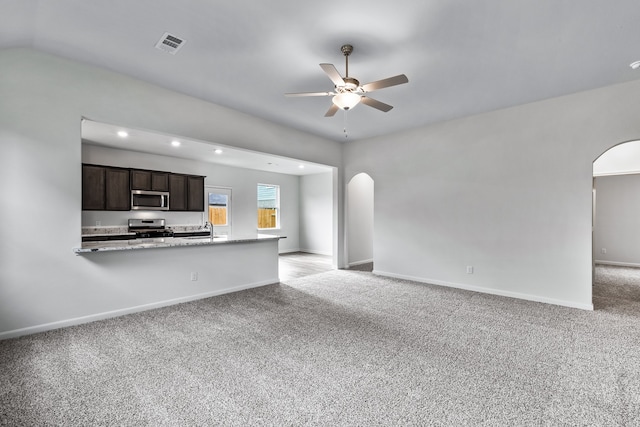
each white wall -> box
[344,78,640,310]
[82,144,301,253]
[0,48,342,337]
[347,173,374,266]
[299,172,333,255]
[594,174,640,267]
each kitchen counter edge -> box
[73,234,284,254]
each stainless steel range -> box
[128,218,174,238]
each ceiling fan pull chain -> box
[344,110,348,138]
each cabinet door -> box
[131,170,151,190]
[151,172,169,191]
[169,174,187,211]
[132,169,169,191]
[105,168,130,210]
[82,164,105,210]
[187,176,205,212]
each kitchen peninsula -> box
[75,219,284,253]
[75,217,284,333]
[73,225,283,327]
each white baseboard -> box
[0,279,278,341]
[279,248,301,254]
[372,270,594,311]
[278,249,333,256]
[348,258,373,268]
[595,260,640,268]
[298,249,332,256]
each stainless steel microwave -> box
[131,190,169,211]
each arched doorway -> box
[592,140,640,304]
[347,173,374,269]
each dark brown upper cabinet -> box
[131,169,169,191]
[187,176,205,212]
[105,168,131,210]
[82,164,130,211]
[168,174,187,211]
[168,174,204,212]
[82,164,105,210]
[82,164,203,211]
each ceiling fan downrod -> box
[341,44,353,78]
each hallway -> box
[278,252,333,282]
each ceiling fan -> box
[285,44,409,117]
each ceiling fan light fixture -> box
[332,92,360,110]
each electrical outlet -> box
[466,266,474,274]
[601,248,607,254]
[190,272,198,281]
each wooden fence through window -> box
[208,207,227,225]
[258,208,277,228]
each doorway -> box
[593,140,640,307]
[206,186,232,236]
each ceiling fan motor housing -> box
[341,77,360,92]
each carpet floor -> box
[1,266,640,426]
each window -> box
[257,184,279,229]
[208,192,228,226]
[206,187,232,236]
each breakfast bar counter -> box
[74,234,282,254]
[70,231,282,324]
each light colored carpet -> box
[1,267,640,426]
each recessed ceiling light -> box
[214,149,223,154]
[631,61,640,70]
[117,130,128,138]
[298,164,305,169]
[171,140,181,147]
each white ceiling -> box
[4,0,640,143]
[81,119,333,176]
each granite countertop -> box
[74,234,283,254]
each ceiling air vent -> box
[155,32,186,55]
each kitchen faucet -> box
[205,221,214,239]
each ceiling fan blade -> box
[360,96,393,112]
[320,63,345,87]
[285,91,333,97]
[324,103,339,117]
[361,74,409,92]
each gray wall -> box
[344,78,640,310]
[594,174,640,267]
[0,48,342,337]
[82,144,302,253]
[299,172,333,255]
